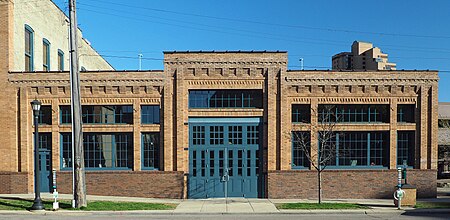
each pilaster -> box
[389,98,397,169]
[133,98,141,171]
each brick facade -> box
[0,0,440,199]
[57,171,184,199]
[268,169,436,199]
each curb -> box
[1,208,450,215]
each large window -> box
[292,131,310,168]
[142,133,160,169]
[398,104,415,123]
[61,133,133,169]
[320,131,389,168]
[57,49,64,71]
[397,131,415,167]
[25,25,34,71]
[141,105,160,124]
[318,104,389,123]
[189,90,263,108]
[60,105,133,124]
[292,104,311,123]
[38,106,52,125]
[43,39,50,71]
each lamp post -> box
[30,99,44,211]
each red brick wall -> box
[57,171,184,199]
[268,169,436,199]
[0,172,29,194]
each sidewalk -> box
[1,193,449,215]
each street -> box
[0,213,449,220]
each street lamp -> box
[30,99,44,211]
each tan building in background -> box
[0,0,439,199]
[332,41,397,71]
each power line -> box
[90,0,450,40]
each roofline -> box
[164,50,287,54]
[286,69,439,72]
[8,70,163,74]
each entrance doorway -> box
[188,118,262,198]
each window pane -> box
[318,104,389,123]
[142,133,160,169]
[38,106,52,125]
[189,90,263,108]
[60,133,133,169]
[292,131,310,168]
[397,104,415,123]
[141,105,160,124]
[397,131,415,167]
[292,104,311,123]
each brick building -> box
[0,0,439,199]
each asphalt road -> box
[0,213,449,220]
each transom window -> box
[60,105,133,124]
[141,105,160,124]
[318,104,389,123]
[397,131,415,167]
[38,132,52,150]
[397,104,415,123]
[43,39,50,71]
[25,25,34,71]
[292,104,311,123]
[61,133,133,169]
[142,133,159,169]
[189,90,263,108]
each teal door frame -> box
[188,118,262,199]
[38,149,51,193]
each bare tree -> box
[292,105,342,204]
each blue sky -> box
[54,0,450,101]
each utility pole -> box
[68,0,86,208]
[138,54,143,70]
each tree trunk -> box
[318,170,322,204]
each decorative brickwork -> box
[0,172,29,194]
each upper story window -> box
[141,105,160,124]
[42,39,50,71]
[397,104,415,123]
[60,105,133,124]
[292,104,311,123]
[38,106,52,125]
[318,104,389,123]
[189,90,263,109]
[25,25,34,71]
[439,119,450,128]
[57,49,64,71]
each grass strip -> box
[276,202,367,210]
[414,202,450,209]
[0,198,176,211]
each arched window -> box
[24,25,34,71]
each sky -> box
[54,0,450,101]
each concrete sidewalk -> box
[1,193,449,215]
